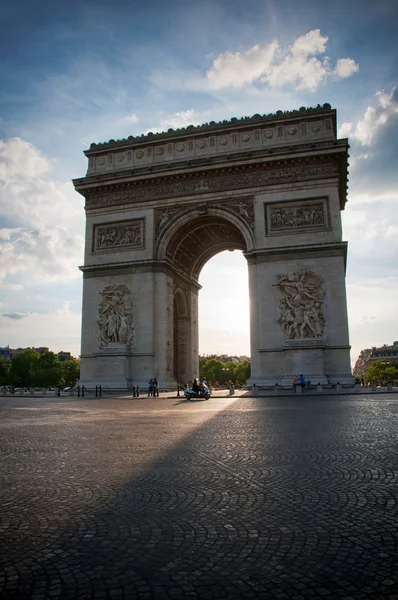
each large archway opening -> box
[198,250,250,358]
[161,212,253,383]
[164,214,247,281]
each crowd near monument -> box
[73,104,353,389]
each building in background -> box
[0,346,74,361]
[353,341,398,379]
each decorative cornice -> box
[84,157,340,210]
[245,241,348,269]
[86,104,334,152]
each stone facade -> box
[73,105,353,388]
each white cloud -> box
[334,58,359,78]
[124,113,139,123]
[207,41,278,90]
[206,30,359,92]
[160,109,201,129]
[0,227,83,284]
[340,86,398,146]
[145,109,203,135]
[338,122,352,138]
[0,138,51,180]
[0,303,81,356]
[343,190,398,259]
[0,137,84,285]
[342,186,398,363]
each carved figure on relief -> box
[96,223,142,250]
[276,269,325,339]
[98,284,134,347]
[270,204,324,231]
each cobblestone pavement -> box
[1,394,398,599]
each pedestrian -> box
[293,375,300,392]
[148,378,153,397]
[153,378,159,397]
[299,374,306,392]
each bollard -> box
[252,383,257,396]
[82,386,85,397]
[95,385,98,398]
[136,385,139,397]
[317,383,322,393]
[77,385,80,397]
[387,382,392,392]
[177,384,180,397]
[229,385,235,396]
[99,385,102,398]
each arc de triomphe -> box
[73,104,353,388]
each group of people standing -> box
[147,378,159,397]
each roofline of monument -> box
[84,104,336,154]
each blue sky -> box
[0,0,397,363]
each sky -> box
[0,0,397,365]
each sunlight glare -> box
[198,250,250,356]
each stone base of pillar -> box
[282,374,329,386]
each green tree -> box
[200,358,225,384]
[234,360,251,384]
[10,349,40,387]
[61,358,80,387]
[33,366,63,388]
[31,351,62,387]
[0,358,11,386]
[198,359,251,385]
[365,360,398,384]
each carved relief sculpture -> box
[94,220,144,252]
[86,161,338,209]
[98,284,134,347]
[276,269,325,339]
[269,202,325,232]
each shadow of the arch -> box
[1,396,397,598]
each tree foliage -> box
[0,358,11,386]
[365,360,398,384]
[61,358,80,387]
[7,350,80,388]
[199,358,251,385]
[10,349,40,387]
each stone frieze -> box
[93,219,144,252]
[86,161,338,210]
[266,198,328,234]
[86,112,334,175]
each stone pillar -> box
[153,272,176,388]
[247,258,261,386]
[190,291,199,379]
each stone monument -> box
[73,104,353,388]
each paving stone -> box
[0,394,398,599]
